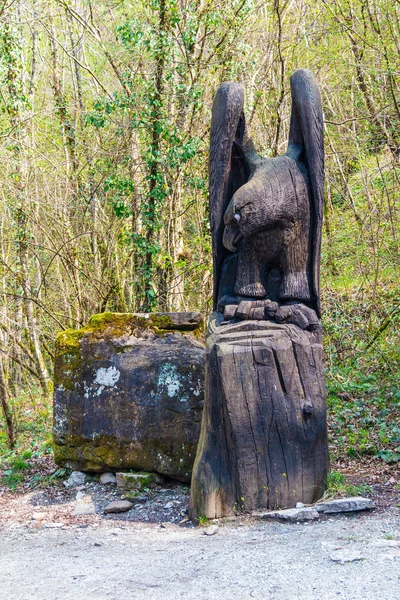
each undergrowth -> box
[0,289,399,493]
[324,471,373,499]
[0,391,54,490]
[324,289,400,464]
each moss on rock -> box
[56,311,204,344]
[53,311,205,482]
[116,471,161,491]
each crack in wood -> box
[190,319,329,519]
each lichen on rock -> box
[53,311,205,481]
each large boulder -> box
[53,312,204,482]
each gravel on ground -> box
[0,508,399,600]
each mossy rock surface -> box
[116,471,162,491]
[53,312,204,482]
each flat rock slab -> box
[252,507,320,522]
[315,497,375,514]
[329,549,365,563]
[53,311,204,481]
[372,539,400,548]
[104,500,133,514]
[116,472,162,491]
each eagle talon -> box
[223,301,320,331]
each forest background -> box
[0,0,398,484]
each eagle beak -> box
[223,225,243,252]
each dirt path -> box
[1,508,399,600]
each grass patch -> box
[0,390,55,490]
[0,391,53,460]
[326,365,400,461]
[324,471,373,499]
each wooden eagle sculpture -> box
[210,69,324,330]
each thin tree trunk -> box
[0,356,15,448]
[2,16,51,396]
[48,10,83,324]
[143,0,167,311]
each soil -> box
[1,455,399,599]
[1,507,399,600]
[0,455,399,528]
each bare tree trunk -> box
[2,15,51,396]
[143,0,167,311]
[0,356,15,448]
[48,10,83,324]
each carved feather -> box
[209,83,248,310]
[288,69,324,317]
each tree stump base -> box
[189,313,329,520]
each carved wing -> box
[288,69,324,317]
[209,83,249,310]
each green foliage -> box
[0,19,28,120]
[377,449,400,464]
[324,471,373,499]
[326,365,399,460]
[0,0,399,472]
[0,390,53,482]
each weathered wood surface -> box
[190,68,328,520]
[209,68,324,316]
[189,313,329,520]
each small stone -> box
[103,500,133,514]
[315,497,375,514]
[121,492,138,501]
[372,539,400,548]
[252,507,319,522]
[63,471,86,488]
[385,477,397,486]
[164,502,174,509]
[73,495,96,516]
[75,491,84,500]
[329,549,364,563]
[296,502,305,508]
[116,471,162,492]
[380,549,400,560]
[203,525,219,536]
[100,472,117,485]
[135,495,149,504]
[32,512,46,521]
[180,516,190,524]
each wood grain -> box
[189,315,329,519]
[209,69,324,317]
[191,70,329,520]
